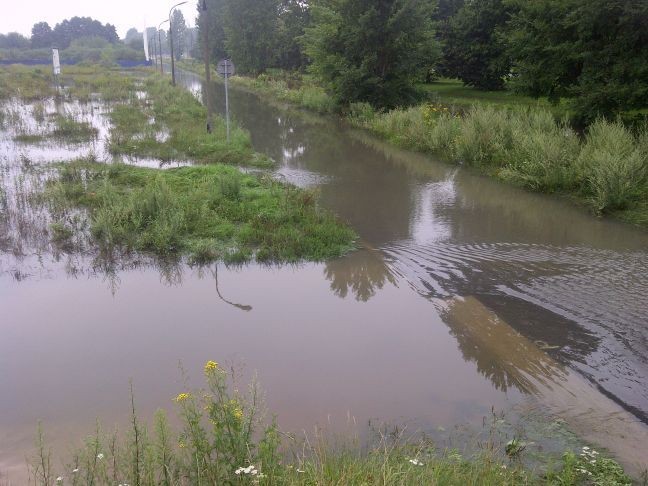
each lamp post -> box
[168,1,188,86]
[158,19,169,75]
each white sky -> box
[1,0,198,38]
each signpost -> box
[217,59,235,143]
[52,47,61,92]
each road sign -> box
[217,59,235,78]
[217,59,235,143]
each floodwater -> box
[1,70,648,481]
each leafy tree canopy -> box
[302,0,439,109]
[506,0,648,123]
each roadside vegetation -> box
[30,361,633,485]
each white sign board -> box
[52,48,61,76]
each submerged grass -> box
[29,361,634,486]
[107,76,270,166]
[45,159,356,263]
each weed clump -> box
[45,160,356,263]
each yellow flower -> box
[178,441,186,449]
[174,392,191,402]
[204,360,219,374]
[233,408,244,421]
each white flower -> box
[97,453,104,459]
[72,468,79,473]
[501,465,507,469]
[408,458,424,466]
[56,477,63,482]
[296,468,305,473]
[582,446,590,450]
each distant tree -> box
[30,21,54,48]
[506,0,648,123]
[275,0,310,70]
[124,27,144,51]
[223,0,280,74]
[302,0,438,108]
[0,32,30,49]
[432,0,464,77]
[52,17,119,48]
[170,9,187,60]
[196,0,228,62]
[442,0,513,90]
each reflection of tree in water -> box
[324,248,397,302]
[439,296,567,394]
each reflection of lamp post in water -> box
[168,1,188,86]
[213,265,252,312]
[158,19,169,75]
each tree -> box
[171,9,187,60]
[0,32,31,49]
[31,22,54,48]
[442,0,514,90]
[223,0,281,75]
[302,0,438,108]
[275,0,310,70]
[506,0,648,123]
[124,27,144,51]
[52,17,118,48]
[432,0,464,77]
[196,0,228,62]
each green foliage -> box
[302,0,439,109]
[170,9,187,60]
[506,0,648,124]
[441,0,513,90]
[46,160,356,263]
[223,0,281,75]
[545,447,631,485]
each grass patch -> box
[0,65,53,100]
[52,114,98,142]
[29,361,633,485]
[45,159,356,263]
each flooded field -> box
[2,70,648,481]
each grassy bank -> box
[45,160,355,263]
[350,103,648,226]
[29,361,633,485]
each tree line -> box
[0,17,119,50]
[195,0,647,123]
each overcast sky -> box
[1,1,198,38]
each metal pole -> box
[168,1,188,87]
[201,0,212,133]
[158,20,168,75]
[225,67,230,143]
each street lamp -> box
[158,19,169,75]
[200,0,212,132]
[168,1,188,86]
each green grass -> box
[45,160,356,263]
[28,361,633,486]
[52,114,98,142]
[421,78,570,118]
[0,65,54,100]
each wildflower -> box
[178,441,186,449]
[233,407,244,421]
[56,477,63,482]
[174,393,191,402]
[501,464,507,469]
[97,453,104,459]
[408,458,424,466]
[204,360,219,374]
[72,468,79,473]
[296,469,305,473]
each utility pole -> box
[201,0,212,133]
[168,1,188,86]
[158,19,169,75]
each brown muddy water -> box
[1,70,648,481]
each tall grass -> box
[45,160,357,263]
[354,103,648,221]
[28,361,633,485]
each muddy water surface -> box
[1,71,648,481]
